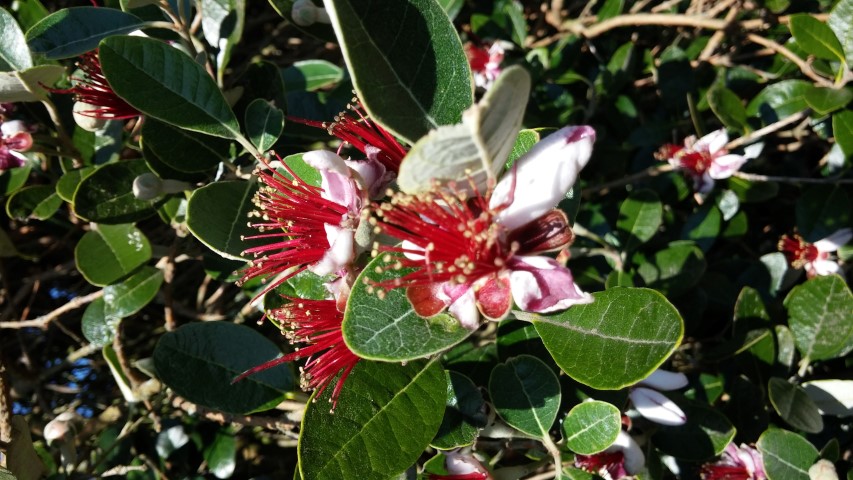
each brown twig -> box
[745,34,835,87]
[725,110,810,150]
[699,5,740,61]
[0,290,103,330]
[733,172,853,184]
[172,397,300,432]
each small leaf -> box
[757,429,819,480]
[82,297,121,346]
[489,355,561,438]
[99,35,241,139]
[827,0,853,66]
[833,110,853,158]
[5,185,62,221]
[75,223,151,287]
[0,8,33,71]
[562,400,621,455]
[342,253,471,361]
[804,87,853,116]
[681,204,722,252]
[617,189,662,251]
[72,159,165,223]
[431,371,487,450]
[708,85,749,132]
[325,0,472,143]
[635,242,707,297]
[103,265,164,318]
[26,7,143,59]
[153,321,295,414]
[186,180,262,260]
[298,359,446,480]
[784,275,853,362]
[56,166,96,202]
[0,163,32,197]
[789,14,846,63]
[245,98,284,152]
[746,80,811,121]
[282,59,344,91]
[523,287,684,390]
[203,429,237,480]
[768,377,824,434]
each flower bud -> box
[73,101,108,132]
[291,0,331,26]
[133,173,164,200]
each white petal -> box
[630,387,687,426]
[708,154,748,179]
[1,120,28,136]
[813,228,853,253]
[742,141,764,160]
[696,129,729,154]
[310,225,353,276]
[491,125,595,230]
[638,369,688,391]
[303,150,350,176]
[608,431,645,475]
[401,240,425,260]
[811,259,840,276]
[448,287,480,330]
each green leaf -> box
[828,0,853,66]
[804,87,853,116]
[203,429,237,479]
[99,35,241,139]
[833,110,853,158]
[616,189,662,251]
[72,159,164,223]
[746,80,811,120]
[56,166,96,202]
[141,119,231,173]
[523,287,683,389]
[342,253,471,361]
[245,98,284,152]
[267,0,336,42]
[768,377,824,434]
[0,164,32,197]
[325,0,473,143]
[397,65,529,193]
[5,185,62,221]
[186,180,263,260]
[436,0,464,20]
[103,266,164,318]
[652,396,736,461]
[562,400,621,455]
[784,275,853,362]
[282,59,344,91]
[200,0,245,82]
[597,0,623,20]
[82,297,121,347]
[299,359,446,480]
[681,204,722,252]
[154,321,295,414]
[635,242,707,297]
[431,371,487,450]
[789,14,846,63]
[757,429,819,480]
[26,7,143,59]
[75,223,151,287]
[506,129,542,166]
[0,65,65,102]
[795,186,850,242]
[708,85,749,132]
[0,8,33,71]
[489,355,560,438]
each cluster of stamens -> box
[778,234,819,268]
[656,143,715,175]
[50,50,140,119]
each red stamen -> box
[701,465,753,480]
[778,234,819,268]
[49,50,140,120]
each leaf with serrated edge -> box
[397,66,530,194]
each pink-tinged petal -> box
[445,451,491,477]
[310,225,354,276]
[407,284,449,318]
[810,259,841,276]
[638,369,688,391]
[609,431,645,475]
[304,150,362,211]
[3,131,32,152]
[1,120,28,137]
[814,228,853,253]
[475,275,512,321]
[508,256,593,313]
[0,147,25,170]
[630,387,687,426]
[345,154,392,199]
[696,129,729,155]
[446,285,480,330]
[709,154,748,179]
[696,172,716,194]
[491,125,596,230]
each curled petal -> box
[345,154,393,199]
[810,259,841,276]
[508,256,593,313]
[475,274,512,321]
[492,125,596,230]
[696,129,729,155]
[407,284,449,318]
[311,225,354,276]
[446,284,480,330]
[630,387,687,426]
[814,228,852,253]
[609,431,645,475]
[709,154,748,179]
[638,369,688,391]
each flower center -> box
[778,234,819,268]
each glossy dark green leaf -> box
[325,0,472,143]
[746,80,811,120]
[282,60,344,91]
[795,186,850,242]
[617,189,662,251]
[431,371,487,450]
[804,87,853,116]
[562,400,621,455]
[26,7,143,59]
[652,396,736,461]
[75,223,151,286]
[789,14,846,62]
[82,297,121,347]
[99,36,241,139]
[496,319,550,362]
[13,0,50,31]
[0,164,32,197]
[103,266,164,318]
[635,242,707,297]
[768,377,824,434]
[73,159,164,223]
[186,180,262,260]
[784,275,853,362]
[833,110,853,157]
[141,119,231,173]
[154,321,295,414]
[490,355,560,438]
[5,185,62,221]
[342,253,471,361]
[523,288,683,389]
[299,359,446,480]
[203,429,237,479]
[708,85,748,132]
[729,176,779,203]
[757,429,819,480]
[0,8,33,71]
[827,0,853,66]
[681,204,722,252]
[245,98,284,152]
[56,166,96,202]
[597,0,623,20]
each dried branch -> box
[0,290,103,330]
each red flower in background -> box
[51,50,140,121]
